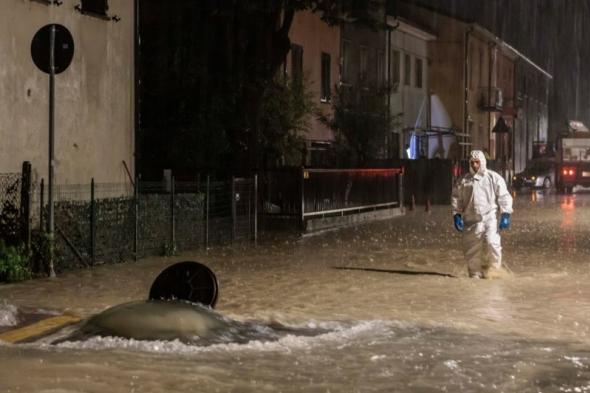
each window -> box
[341,40,352,84]
[415,58,423,88]
[77,0,108,16]
[321,52,331,102]
[479,47,485,87]
[360,46,368,82]
[377,51,384,86]
[404,54,411,86]
[291,44,303,84]
[391,50,400,92]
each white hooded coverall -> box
[451,150,513,275]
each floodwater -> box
[1,190,590,392]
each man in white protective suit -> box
[451,150,513,278]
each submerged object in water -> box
[81,299,230,341]
[51,261,330,344]
[69,261,223,342]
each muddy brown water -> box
[1,190,590,392]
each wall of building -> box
[465,32,494,156]
[390,27,429,131]
[287,9,340,163]
[0,0,134,186]
[513,60,551,172]
[398,5,465,136]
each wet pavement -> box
[1,190,590,392]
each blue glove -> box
[453,214,464,232]
[499,213,511,230]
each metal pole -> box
[170,176,175,254]
[134,176,139,261]
[20,162,32,252]
[399,169,404,211]
[90,178,96,266]
[253,174,258,246]
[231,177,236,241]
[205,175,209,250]
[39,178,44,231]
[47,25,56,278]
[300,168,305,230]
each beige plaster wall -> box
[288,9,339,143]
[0,0,134,186]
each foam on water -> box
[0,302,18,327]
[52,319,393,354]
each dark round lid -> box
[149,261,218,308]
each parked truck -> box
[556,135,590,193]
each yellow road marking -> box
[0,315,82,343]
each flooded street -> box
[2,190,590,392]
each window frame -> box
[359,45,368,82]
[377,50,385,86]
[404,53,411,86]
[391,49,401,92]
[75,0,110,20]
[290,43,304,84]
[320,52,331,103]
[415,58,423,88]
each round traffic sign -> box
[149,261,219,308]
[31,24,74,74]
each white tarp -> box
[428,94,455,159]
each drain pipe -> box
[463,26,473,156]
[387,18,400,159]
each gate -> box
[232,176,257,242]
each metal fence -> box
[0,173,21,245]
[260,167,403,227]
[4,174,257,273]
[302,168,403,218]
[402,159,453,205]
[232,176,257,243]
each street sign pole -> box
[32,23,73,277]
[47,24,56,278]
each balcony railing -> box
[478,87,503,112]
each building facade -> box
[396,2,551,180]
[287,9,340,167]
[0,0,135,186]
[386,16,435,159]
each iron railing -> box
[302,168,403,218]
[260,167,404,225]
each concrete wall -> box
[0,0,134,186]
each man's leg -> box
[464,221,485,277]
[483,216,502,277]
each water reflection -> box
[558,195,577,252]
[512,188,551,204]
[560,195,576,213]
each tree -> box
[322,83,400,167]
[259,75,316,168]
[138,0,384,177]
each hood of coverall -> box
[469,150,487,175]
